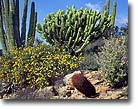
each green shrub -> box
[0,44,83,89]
[79,52,100,71]
[97,37,128,88]
[122,86,128,97]
[0,81,2,91]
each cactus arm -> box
[21,0,28,46]
[75,32,96,54]
[72,27,82,48]
[3,0,12,50]
[8,11,15,50]
[33,12,37,37]
[10,0,21,47]
[110,0,117,28]
[0,0,7,55]
[104,0,110,16]
[65,26,71,41]
[67,37,72,48]
[27,2,36,46]
[3,0,9,28]
[75,35,90,54]
[10,0,15,12]
[15,0,20,33]
[36,23,43,34]
[15,0,21,47]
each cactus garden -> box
[0,0,128,99]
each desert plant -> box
[0,81,2,91]
[79,52,100,71]
[0,0,37,55]
[0,44,83,89]
[97,37,128,88]
[122,86,128,97]
[36,0,116,54]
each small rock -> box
[63,73,74,85]
[52,87,59,96]
[100,86,110,93]
[67,86,75,90]
[104,96,112,99]
[66,90,72,97]
[74,95,84,99]
[106,82,111,87]
[0,95,3,99]
[100,93,107,97]
[63,94,66,97]
[84,74,92,79]
[111,93,122,99]
[119,96,128,99]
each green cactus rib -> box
[0,0,7,55]
[27,2,36,46]
[36,0,116,54]
[10,0,15,13]
[72,27,82,48]
[36,23,43,34]
[15,0,21,47]
[33,12,37,37]
[104,0,110,16]
[15,0,20,33]
[8,11,15,50]
[10,0,21,47]
[65,26,71,41]
[110,0,117,28]
[4,0,9,26]
[21,0,28,46]
[3,0,15,51]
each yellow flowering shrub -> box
[0,44,83,89]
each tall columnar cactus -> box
[3,0,14,52]
[37,0,116,54]
[0,0,7,55]
[27,2,37,46]
[8,11,15,50]
[21,0,28,46]
[0,0,37,55]
[10,0,21,47]
[110,1,117,27]
[15,0,20,33]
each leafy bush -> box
[0,81,2,92]
[97,37,128,88]
[122,86,128,97]
[79,52,100,71]
[0,44,82,89]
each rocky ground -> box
[0,70,128,100]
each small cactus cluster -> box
[36,0,116,54]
